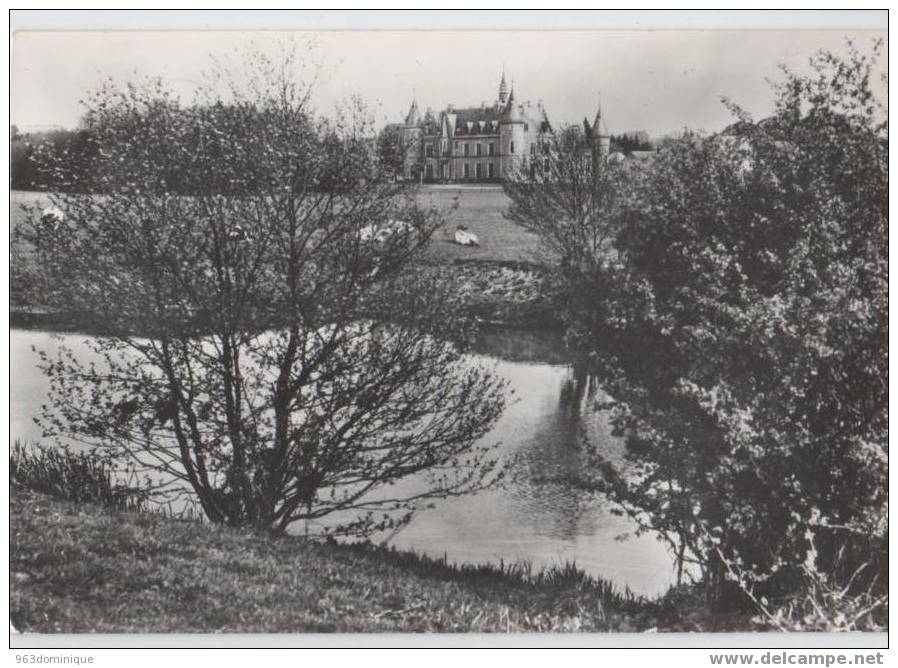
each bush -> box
[720,528,887,631]
[599,41,887,606]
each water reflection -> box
[509,372,600,541]
[470,326,570,365]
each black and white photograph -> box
[7,9,889,653]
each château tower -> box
[389,70,551,182]
[591,100,611,159]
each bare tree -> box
[23,45,507,536]
[503,124,625,268]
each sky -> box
[11,30,887,138]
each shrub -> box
[720,528,887,631]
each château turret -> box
[591,100,611,158]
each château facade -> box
[390,72,556,183]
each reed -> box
[10,439,148,512]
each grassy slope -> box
[11,486,664,633]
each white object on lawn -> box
[454,228,479,246]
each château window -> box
[463,163,470,178]
[476,163,483,179]
[454,141,459,151]
[476,143,482,157]
[464,143,470,157]
[488,163,495,178]
[510,141,515,154]
[488,142,495,156]
[425,145,433,157]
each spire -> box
[505,80,516,113]
[404,97,420,126]
[498,68,508,105]
[592,93,608,137]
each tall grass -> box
[10,440,148,512]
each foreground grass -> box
[11,486,670,633]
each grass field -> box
[9,190,51,231]
[10,186,544,266]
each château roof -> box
[399,71,551,137]
[404,99,420,126]
[449,106,508,135]
[592,104,609,137]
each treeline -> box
[10,126,97,191]
[577,120,654,155]
[608,131,653,153]
[11,111,379,195]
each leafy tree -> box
[23,46,507,536]
[506,41,887,615]
[11,128,98,191]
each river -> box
[10,326,676,597]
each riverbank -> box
[426,259,559,329]
[11,485,667,633]
[10,259,561,333]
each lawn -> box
[9,190,53,264]
[9,190,51,235]
[10,189,52,216]
[10,486,661,633]
[416,185,545,265]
